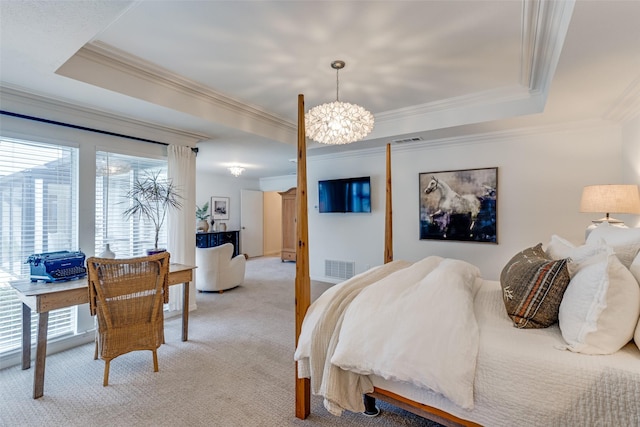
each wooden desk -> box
[11,263,195,399]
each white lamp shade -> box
[580,184,640,215]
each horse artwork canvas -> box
[419,168,497,243]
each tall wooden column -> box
[294,94,311,419]
[384,143,393,264]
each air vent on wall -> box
[325,260,355,280]
[392,136,423,143]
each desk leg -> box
[181,281,189,342]
[33,312,49,399]
[21,303,31,370]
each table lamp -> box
[580,184,640,238]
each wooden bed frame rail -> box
[294,94,478,426]
[368,388,481,427]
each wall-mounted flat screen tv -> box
[318,176,371,213]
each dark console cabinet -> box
[195,230,240,257]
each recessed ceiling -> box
[1,1,639,179]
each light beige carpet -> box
[0,256,441,426]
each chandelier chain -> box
[336,67,340,102]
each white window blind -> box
[0,138,78,354]
[95,152,167,257]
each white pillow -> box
[636,318,640,353]
[586,223,640,268]
[565,239,610,278]
[630,251,640,284]
[558,249,640,354]
[545,234,575,260]
[546,235,609,278]
[631,253,640,352]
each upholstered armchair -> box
[195,243,246,292]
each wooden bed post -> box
[299,133,479,426]
[384,143,393,264]
[363,143,394,417]
[295,94,311,419]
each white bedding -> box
[331,257,481,410]
[296,259,640,426]
[295,256,482,415]
[378,280,640,426]
[295,259,412,414]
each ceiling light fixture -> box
[305,60,374,145]
[228,166,244,177]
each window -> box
[95,152,167,257]
[0,138,79,354]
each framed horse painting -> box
[419,167,497,243]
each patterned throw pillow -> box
[500,244,571,329]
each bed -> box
[292,95,640,426]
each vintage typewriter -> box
[25,251,87,283]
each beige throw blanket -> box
[295,259,411,414]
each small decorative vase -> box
[100,244,115,259]
[197,219,209,232]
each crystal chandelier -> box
[305,60,374,145]
[228,166,244,177]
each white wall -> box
[306,122,629,281]
[259,175,297,192]
[193,119,638,282]
[622,115,640,228]
[194,170,261,231]
[194,170,297,257]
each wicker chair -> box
[87,252,170,386]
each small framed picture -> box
[419,167,497,243]
[210,196,230,221]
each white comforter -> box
[295,256,481,415]
[373,280,640,426]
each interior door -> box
[240,189,264,258]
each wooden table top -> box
[11,263,196,297]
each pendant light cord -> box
[335,68,340,102]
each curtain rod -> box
[0,110,198,154]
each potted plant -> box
[123,170,183,254]
[196,202,210,232]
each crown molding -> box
[370,86,545,141]
[521,0,575,94]
[370,0,574,137]
[85,41,294,129]
[305,118,616,169]
[603,75,640,122]
[59,1,575,147]
[0,85,209,146]
[309,144,385,163]
[392,117,615,153]
[58,42,296,143]
[48,1,576,147]
[376,85,534,122]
